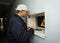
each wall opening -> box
[27,12,45,39]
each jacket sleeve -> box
[9,19,34,42]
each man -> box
[7,4,34,43]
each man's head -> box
[16,4,28,17]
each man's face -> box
[20,10,28,17]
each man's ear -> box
[20,10,23,13]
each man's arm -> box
[9,19,34,42]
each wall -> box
[10,0,60,43]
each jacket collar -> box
[14,14,24,21]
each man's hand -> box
[27,27,34,30]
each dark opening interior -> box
[36,16,45,28]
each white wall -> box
[10,0,60,43]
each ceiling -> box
[0,0,15,18]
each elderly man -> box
[7,4,34,43]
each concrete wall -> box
[10,0,60,43]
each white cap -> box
[16,4,28,11]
